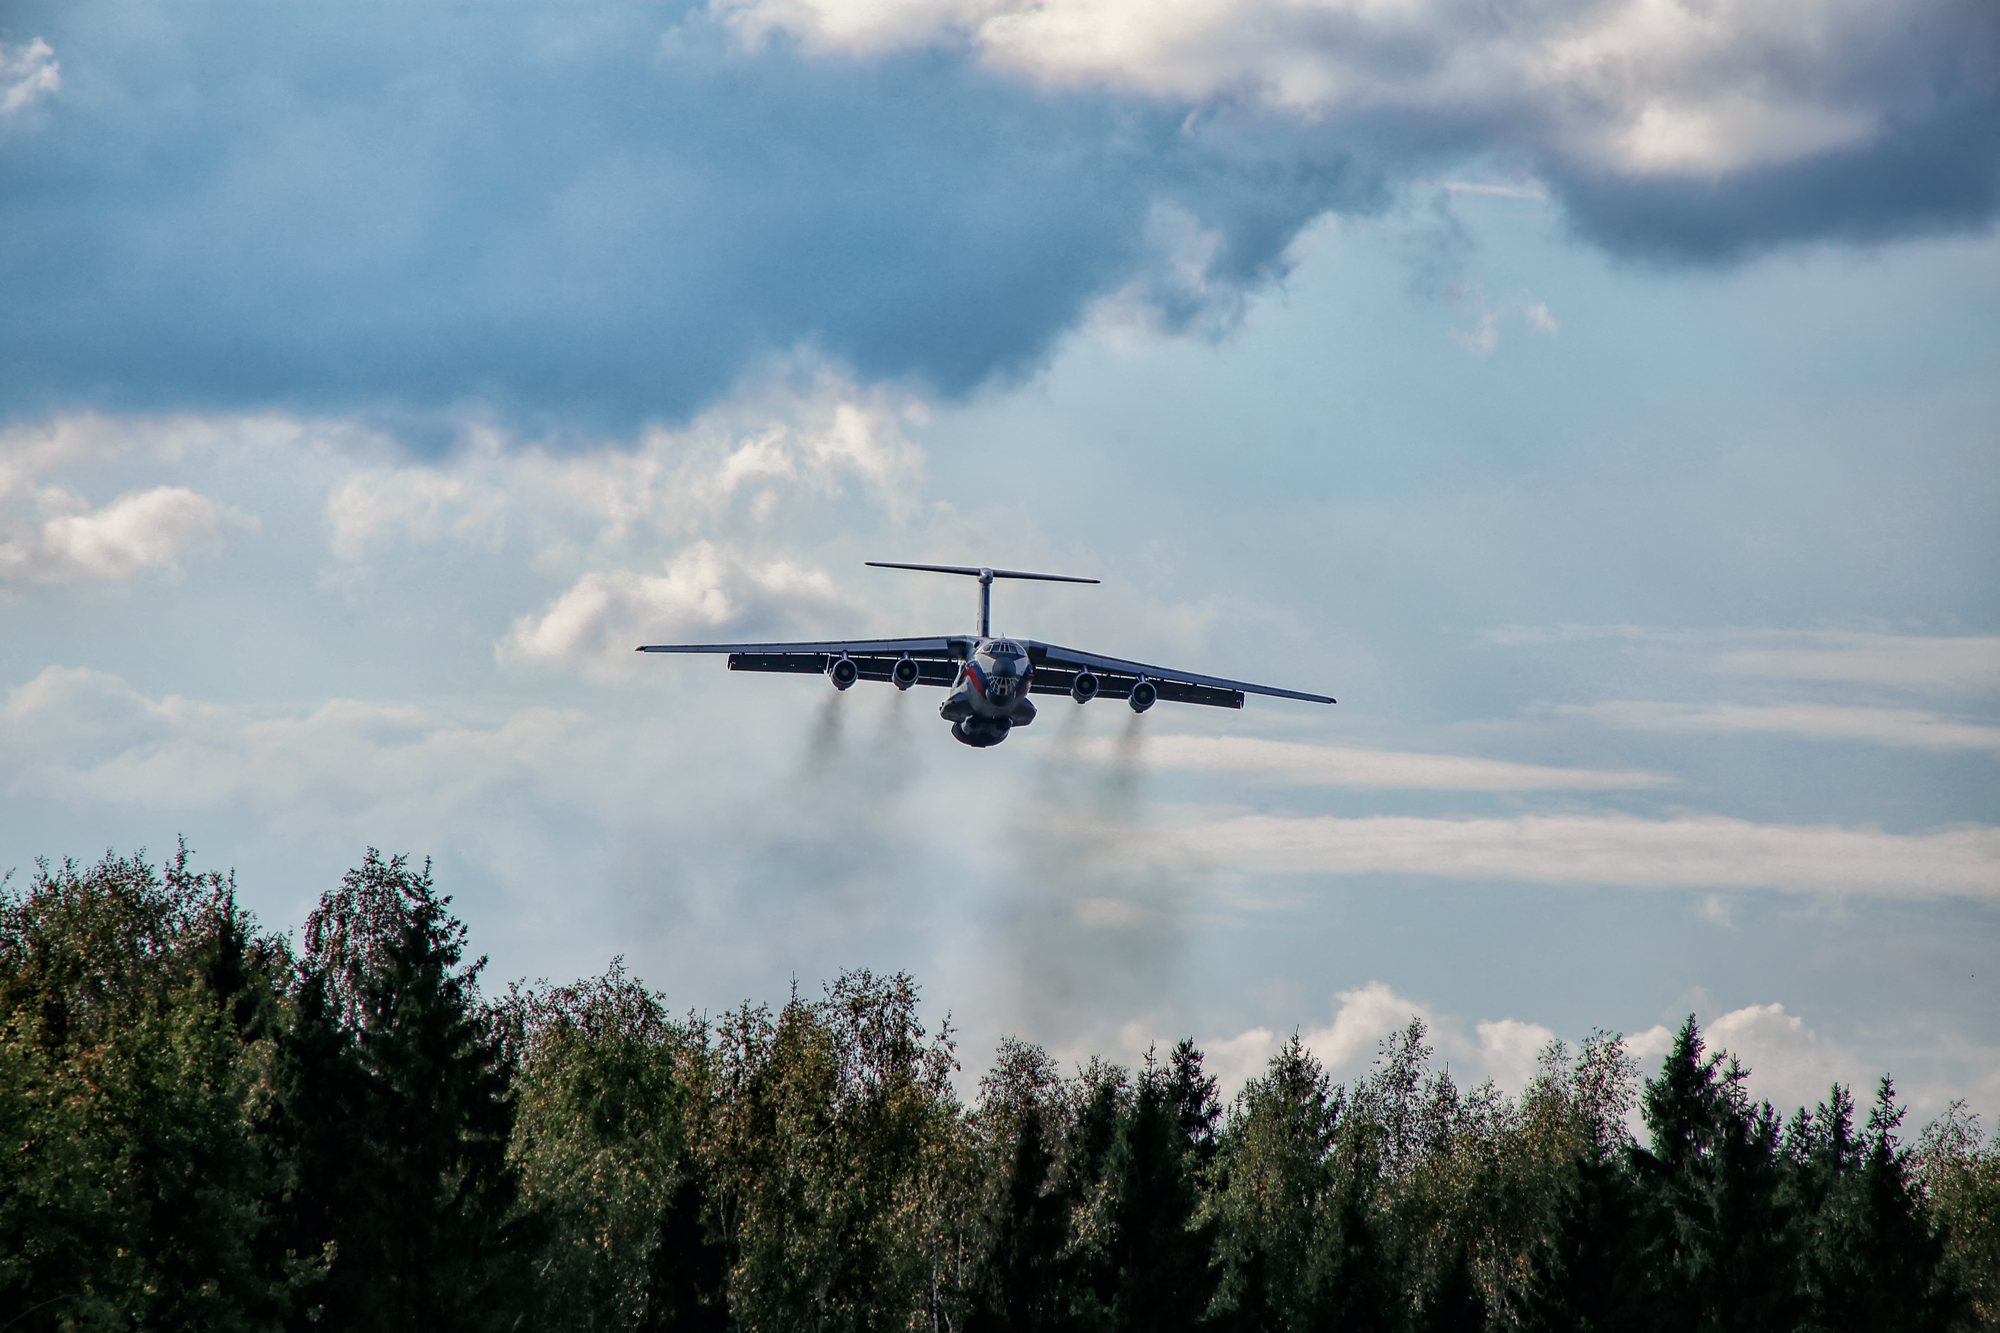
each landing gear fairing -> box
[637,562,1335,748]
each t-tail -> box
[864,561,1098,636]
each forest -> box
[2,847,1996,1332]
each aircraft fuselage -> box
[938,637,1037,747]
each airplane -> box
[637,562,1335,748]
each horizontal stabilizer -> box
[866,561,1098,584]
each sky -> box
[2,0,1997,1125]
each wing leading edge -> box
[1025,641,1335,709]
[636,637,965,688]
[635,637,1334,709]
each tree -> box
[1514,1142,1651,1333]
[968,1039,1071,1333]
[1911,1102,2000,1331]
[1104,1041,1222,1333]
[1630,1017,1800,1333]
[505,960,724,1333]
[1211,1035,1341,1333]
[0,847,294,1333]
[1789,1079,1955,1333]
[709,969,959,1333]
[268,850,532,1332]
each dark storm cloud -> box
[2,0,1995,431]
[1541,13,2000,263]
[0,1,1379,434]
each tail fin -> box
[867,561,1097,635]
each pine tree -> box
[1050,1060,1130,1330]
[1515,1144,1652,1333]
[969,1101,1069,1333]
[1106,1043,1222,1333]
[1313,1125,1397,1333]
[270,851,532,1332]
[1211,1035,1344,1333]
[637,1169,731,1333]
[1791,1078,1955,1333]
[1631,1016,1801,1333]
[1414,1242,1486,1333]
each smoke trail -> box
[988,702,1202,1062]
[802,690,847,776]
[611,683,933,983]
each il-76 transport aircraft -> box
[638,562,1335,748]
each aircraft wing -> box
[1024,641,1335,709]
[636,637,966,687]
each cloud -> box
[321,369,927,568]
[718,0,2000,258]
[1178,811,2000,896]
[1628,1002,1860,1116]
[1205,980,1559,1097]
[1082,733,1673,789]
[0,482,245,587]
[0,3,1371,429]
[0,38,59,118]
[5,0,1991,430]
[1562,700,2000,751]
[0,413,277,588]
[500,542,857,678]
[1488,626,2000,694]
[1215,989,1989,1125]
[1702,633,2000,694]
[0,665,608,832]
[325,468,508,563]
[1440,181,1549,201]
[1452,311,1500,357]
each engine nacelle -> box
[829,655,859,690]
[1128,677,1158,713]
[892,656,920,690]
[1070,670,1100,704]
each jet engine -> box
[892,657,920,690]
[1128,677,1158,713]
[1070,670,1100,704]
[828,655,859,690]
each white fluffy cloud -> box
[0,38,59,118]
[500,542,858,678]
[0,484,244,587]
[1178,811,2000,896]
[1628,1002,1860,1115]
[1208,987,1994,1126]
[1204,979,1559,1097]
[0,412,315,589]
[323,373,925,568]
[711,0,1940,178]
[324,467,508,562]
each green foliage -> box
[1913,1103,2000,1332]
[504,960,719,1333]
[0,846,293,1333]
[705,969,961,1333]
[270,849,531,1332]
[1630,1016,1803,1331]
[4,843,1995,1333]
